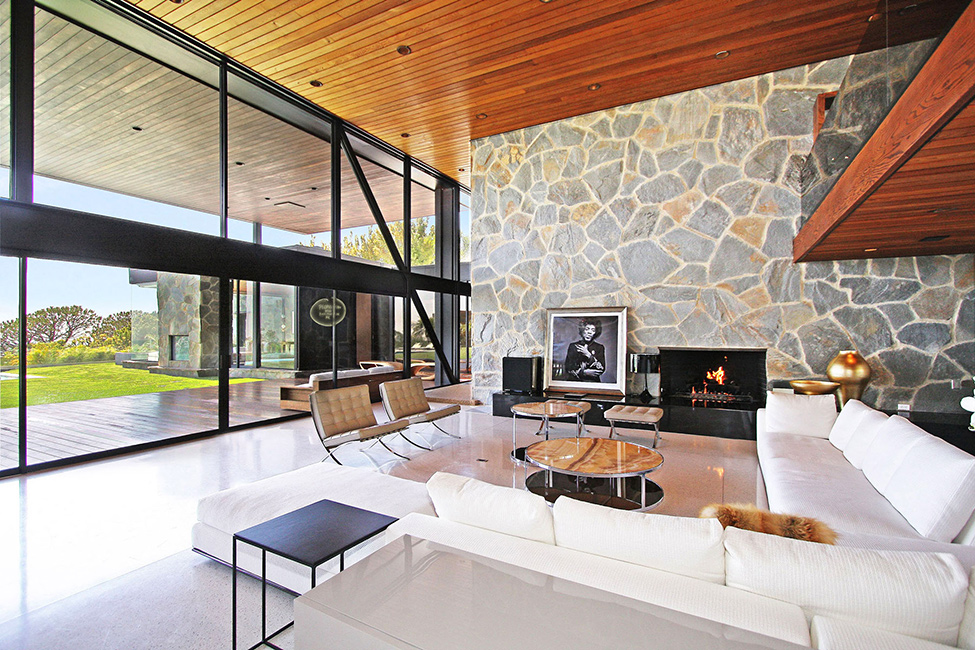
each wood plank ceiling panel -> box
[29,9,415,237]
[125,0,967,185]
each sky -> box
[0,170,471,322]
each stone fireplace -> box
[659,347,767,409]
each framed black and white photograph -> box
[545,306,627,395]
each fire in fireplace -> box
[659,348,767,410]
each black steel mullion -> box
[402,290,411,379]
[17,257,27,471]
[219,61,229,239]
[340,133,406,272]
[253,282,262,368]
[410,291,456,384]
[217,60,230,429]
[218,277,231,429]
[331,122,342,257]
[11,0,33,203]
[404,159,412,271]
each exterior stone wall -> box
[156,273,220,373]
[470,60,975,411]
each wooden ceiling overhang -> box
[124,0,967,187]
[794,1,975,262]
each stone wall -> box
[470,60,975,411]
[156,273,220,373]
[802,40,937,223]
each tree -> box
[25,305,100,345]
[87,311,132,348]
[0,318,18,352]
[341,218,437,267]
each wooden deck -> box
[0,379,301,468]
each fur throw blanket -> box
[700,503,838,544]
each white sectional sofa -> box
[756,393,975,561]
[296,472,975,650]
[192,462,435,593]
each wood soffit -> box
[794,1,975,262]
[123,0,968,188]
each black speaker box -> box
[503,356,542,394]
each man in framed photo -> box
[562,319,606,382]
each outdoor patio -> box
[0,379,296,467]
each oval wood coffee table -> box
[524,437,664,511]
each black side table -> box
[232,499,397,650]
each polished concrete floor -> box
[0,405,759,633]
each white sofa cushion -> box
[386,513,811,646]
[551,497,724,584]
[842,409,889,469]
[959,566,975,650]
[426,472,555,544]
[764,392,837,438]
[862,416,928,494]
[811,616,958,650]
[828,399,872,451]
[882,434,975,543]
[724,526,969,645]
[758,431,923,539]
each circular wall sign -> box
[310,297,347,327]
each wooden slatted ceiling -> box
[123,0,967,185]
[29,9,431,236]
[795,1,975,261]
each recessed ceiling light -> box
[864,248,878,252]
[310,187,318,191]
[309,80,323,87]
[397,45,412,55]
[587,83,601,91]
[714,50,730,59]
[235,161,245,166]
[898,4,918,16]
[475,113,488,119]
[265,197,271,201]
[539,0,554,3]
[168,0,186,3]
[867,12,882,22]
[401,133,410,138]
[920,235,949,242]
[458,168,466,172]
[131,126,143,131]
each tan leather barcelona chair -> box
[309,384,411,464]
[379,377,462,450]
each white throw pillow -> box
[862,416,929,493]
[764,392,838,438]
[724,526,969,645]
[426,472,555,544]
[882,435,975,543]
[842,410,890,469]
[551,496,725,583]
[828,399,872,451]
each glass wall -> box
[411,181,437,275]
[23,260,222,464]
[0,0,9,198]
[0,0,468,472]
[460,191,471,280]
[0,256,17,470]
[32,9,221,234]
[227,96,332,250]
[340,149,401,267]
[412,290,437,384]
[460,294,471,382]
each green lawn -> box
[0,362,257,409]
